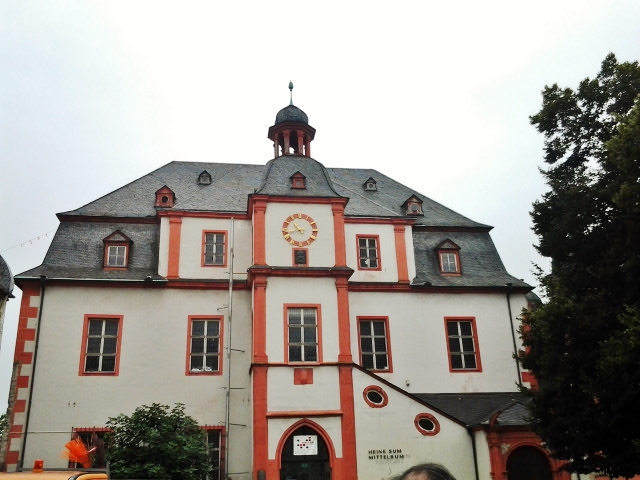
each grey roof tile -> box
[414,392,530,426]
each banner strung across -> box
[293,435,318,455]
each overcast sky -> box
[1,0,639,410]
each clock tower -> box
[248,85,357,479]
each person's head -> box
[395,463,457,480]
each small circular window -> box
[414,413,440,436]
[363,385,388,408]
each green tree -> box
[105,403,212,480]
[522,53,640,478]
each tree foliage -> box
[105,403,212,480]
[522,53,640,478]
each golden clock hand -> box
[292,222,305,233]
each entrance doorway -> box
[280,425,331,480]
[507,446,552,480]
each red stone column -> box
[393,223,410,284]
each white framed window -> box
[188,317,222,374]
[440,251,459,273]
[358,318,391,371]
[357,236,381,269]
[81,316,122,375]
[203,231,227,266]
[107,245,127,267]
[287,307,319,363]
[445,318,482,371]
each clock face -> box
[282,213,318,247]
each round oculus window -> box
[414,413,440,436]
[363,386,388,408]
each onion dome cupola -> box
[268,81,316,158]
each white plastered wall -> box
[264,203,335,268]
[349,291,528,393]
[352,369,475,480]
[264,277,340,363]
[344,223,399,283]
[22,285,253,473]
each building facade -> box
[6,96,568,480]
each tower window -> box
[291,172,306,189]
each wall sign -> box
[294,435,318,455]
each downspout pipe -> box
[19,275,46,470]
[506,283,523,388]
[467,426,480,480]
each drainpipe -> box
[506,283,523,388]
[224,218,235,479]
[467,426,480,480]
[19,275,46,470]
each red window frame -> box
[79,315,123,376]
[357,316,393,372]
[284,304,322,364]
[363,385,389,408]
[444,317,482,372]
[202,426,225,480]
[202,231,228,267]
[356,235,382,270]
[186,315,224,376]
[414,413,440,436]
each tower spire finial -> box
[289,81,294,105]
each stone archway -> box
[280,425,331,480]
[507,446,552,480]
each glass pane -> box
[375,354,388,369]
[104,320,118,336]
[369,258,378,268]
[289,327,301,343]
[288,309,301,325]
[358,239,367,248]
[360,337,373,353]
[302,309,316,325]
[192,338,204,353]
[304,345,317,362]
[101,356,116,372]
[450,354,463,369]
[289,346,302,362]
[362,354,374,369]
[205,355,219,371]
[190,356,202,371]
[372,321,385,335]
[87,338,102,353]
[303,326,316,342]
[85,356,99,371]
[446,322,458,336]
[464,354,477,369]
[207,321,219,336]
[207,338,219,353]
[192,321,205,336]
[462,338,475,352]
[359,321,371,336]
[88,320,103,336]
[103,338,117,354]
[449,338,461,352]
[460,322,472,336]
[374,337,387,352]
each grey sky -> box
[1,0,639,410]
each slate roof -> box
[16,158,531,289]
[414,392,531,427]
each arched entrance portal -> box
[280,425,331,480]
[507,446,552,480]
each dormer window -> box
[103,231,132,269]
[155,186,175,208]
[291,171,306,190]
[197,171,212,185]
[436,239,461,275]
[363,177,377,192]
[403,195,423,216]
